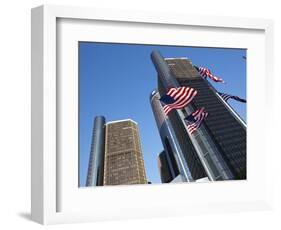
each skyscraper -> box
[150,90,205,182]
[150,51,246,182]
[86,116,106,186]
[157,150,173,183]
[103,119,147,185]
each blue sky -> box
[79,42,246,186]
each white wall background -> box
[0,0,280,229]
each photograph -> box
[26,3,277,226]
[78,42,247,187]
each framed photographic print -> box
[31,5,274,225]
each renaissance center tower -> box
[150,51,246,182]
[86,117,147,186]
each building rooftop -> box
[164,57,188,60]
[106,119,138,125]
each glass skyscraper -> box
[103,119,147,185]
[157,150,173,183]
[86,116,106,186]
[86,117,147,186]
[150,51,246,182]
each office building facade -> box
[150,51,246,182]
[157,150,173,183]
[103,119,148,185]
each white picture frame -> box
[31,5,274,225]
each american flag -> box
[184,108,208,134]
[159,87,198,116]
[194,66,225,83]
[218,92,246,103]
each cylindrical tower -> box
[86,116,106,186]
[157,150,173,183]
[150,50,235,181]
[150,90,194,182]
[151,51,180,89]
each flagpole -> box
[216,92,247,128]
